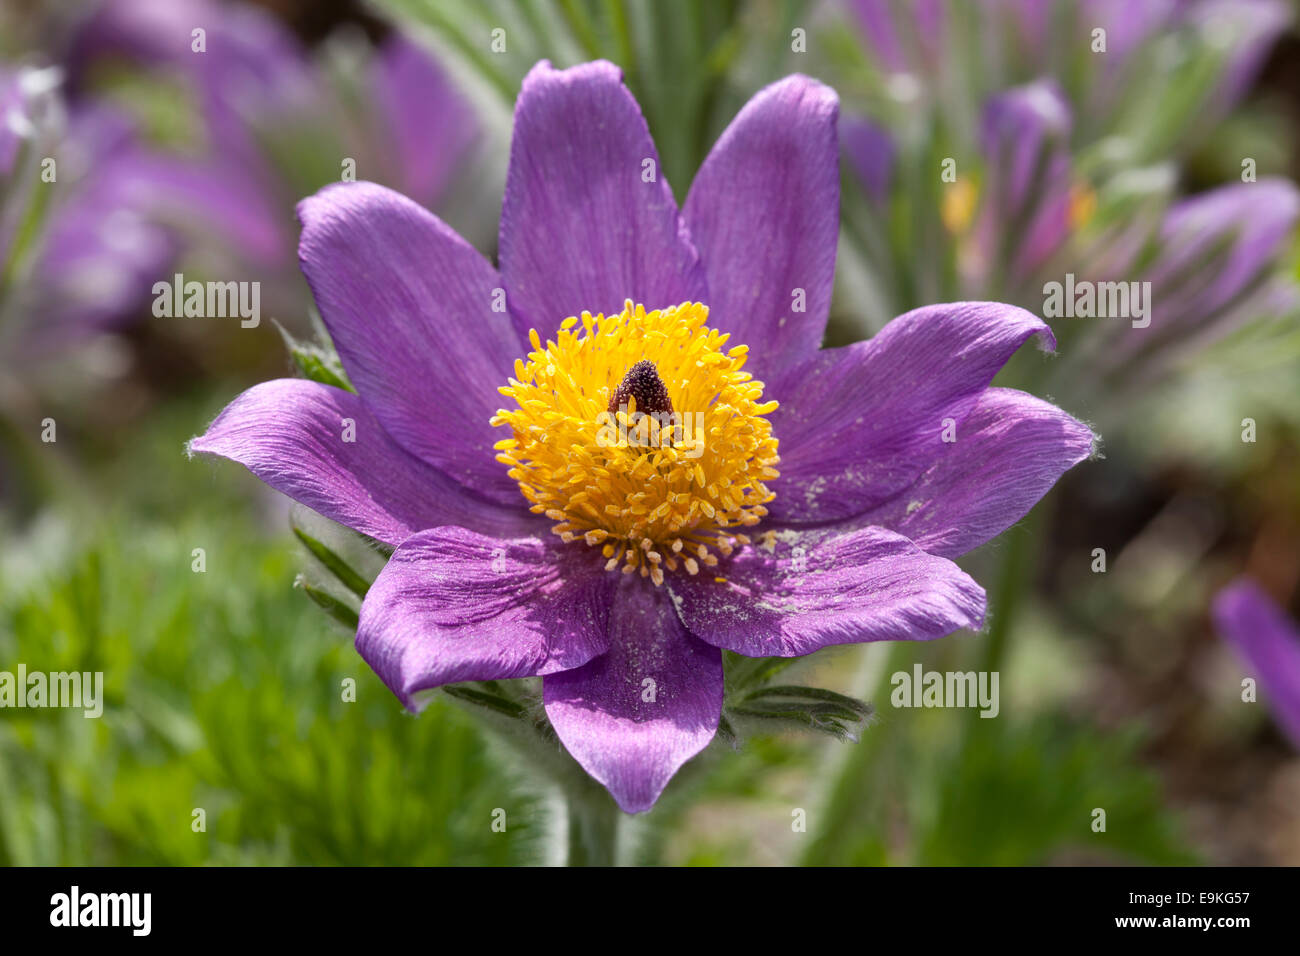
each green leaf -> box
[723,651,798,691]
[295,577,359,629]
[741,684,873,717]
[442,684,529,720]
[292,350,353,392]
[275,320,354,392]
[715,713,738,748]
[0,155,53,309]
[292,526,371,599]
[727,697,869,742]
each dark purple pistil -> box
[608,360,674,416]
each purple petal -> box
[70,0,313,145]
[981,84,1072,207]
[1150,179,1300,331]
[17,103,183,344]
[27,107,173,335]
[671,526,986,658]
[1099,178,1300,374]
[543,578,722,813]
[358,527,613,710]
[1002,0,1051,60]
[113,152,290,266]
[1083,0,1178,61]
[768,301,1056,525]
[847,0,946,78]
[847,0,909,73]
[837,388,1095,558]
[1078,1,1179,112]
[841,113,895,203]
[34,198,174,337]
[977,81,1073,279]
[1189,0,1291,114]
[66,0,311,269]
[189,379,533,546]
[682,75,840,393]
[369,35,476,206]
[498,60,705,336]
[1213,579,1300,750]
[297,181,523,504]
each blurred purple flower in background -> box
[1,0,479,513]
[25,104,175,344]
[1093,179,1300,375]
[1,62,173,359]
[63,0,477,317]
[847,0,1290,134]
[191,59,1094,811]
[1214,579,1300,750]
[831,0,1299,415]
[840,114,894,204]
[969,79,1074,285]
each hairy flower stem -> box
[800,642,895,865]
[980,504,1047,674]
[565,788,619,866]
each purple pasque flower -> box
[0,64,173,354]
[841,114,894,205]
[848,0,1289,126]
[840,77,1078,302]
[67,0,308,265]
[68,0,476,310]
[1139,180,1300,341]
[851,65,1300,362]
[1067,176,1300,385]
[27,102,176,343]
[1213,579,1300,750]
[969,79,1074,285]
[191,60,1094,813]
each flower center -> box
[492,300,780,586]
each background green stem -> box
[981,505,1046,674]
[566,788,619,866]
[800,642,895,865]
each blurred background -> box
[1,0,1298,865]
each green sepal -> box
[743,684,873,717]
[722,651,798,692]
[442,684,529,720]
[294,576,360,629]
[275,319,354,393]
[292,526,371,599]
[726,684,874,743]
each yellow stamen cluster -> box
[491,300,780,586]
